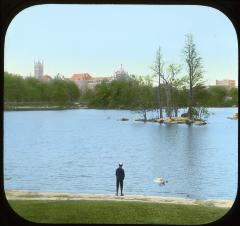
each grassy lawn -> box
[9,200,229,224]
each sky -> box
[4,4,238,85]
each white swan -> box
[153,177,168,185]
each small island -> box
[135,116,207,126]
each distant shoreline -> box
[5,190,233,208]
[3,105,238,112]
[4,105,88,111]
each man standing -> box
[116,162,125,196]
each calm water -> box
[4,108,238,200]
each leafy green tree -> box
[4,72,80,107]
[48,79,69,105]
[24,77,43,102]
[227,87,238,106]
[66,80,80,103]
[4,72,26,103]
[107,79,137,108]
[80,89,95,106]
[193,84,209,106]
[94,82,111,107]
[207,86,227,107]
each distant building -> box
[34,61,44,79]
[42,74,52,82]
[69,73,113,91]
[71,73,92,81]
[69,73,93,91]
[114,64,129,80]
[88,76,114,90]
[216,79,235,88]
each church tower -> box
[34,61,44,79]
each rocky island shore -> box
[135,117,207,125]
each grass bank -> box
[9,200,229,224]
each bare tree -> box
[137,75,154,121]
[156,63,181,118]
[151,47,164,118]
[165,64,181,118]
[183,34,204,120]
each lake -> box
[3,108,238,200]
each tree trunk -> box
[165,83,172,118]
[158,76,163,118]
[188,81,193,120]
[174,108,178,117]
[143,110,147,121]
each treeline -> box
[4,72,238,111]
[80,76,238,109]
[80,75,155,109]
[4,72,80,106]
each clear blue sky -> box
[4,4,238,85]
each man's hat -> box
[119,162,123,166]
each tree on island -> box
[182,33,206,120]
[151,47,164,118]
[162,64,182,118]
[151,47,183,119]
[136,75,154,121]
